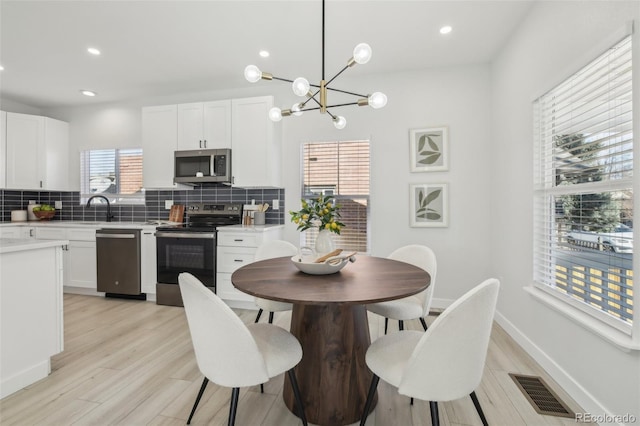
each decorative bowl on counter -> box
[33,210,56,220]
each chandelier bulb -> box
[368,92,387,109]
[353,43,372,65]
[291,103,303,117]
[244,65,262,83]
[268,107,283,122]
[292,77,311,97]
[333,116,347,130]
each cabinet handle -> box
[40,180,43,188]
[234,239,244,242]
[234,259,244,263]
[199,140,203,148]
[203,140,207,148]
[30,229,34,237]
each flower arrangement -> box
[289,195,345,234]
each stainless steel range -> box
[155,203,243,306]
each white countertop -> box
[0,238,69,254]
[1,221,158,230]
[218,224,284,232]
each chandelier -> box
[243,0,387,129]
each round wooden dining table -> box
[231,255,431,426]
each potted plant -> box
[289,195,345,254]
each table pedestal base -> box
[284,304,377,426]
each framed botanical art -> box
[410,183,448,227]
[409,126,449,172]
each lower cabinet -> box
[36,227,97,290]
[216,226,283,306]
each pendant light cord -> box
[322,0,325,81]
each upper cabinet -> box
[0,111,6,188]
[4,112,70,191]
[177,100,231,150]
[142,104,179,189]
[142,96,281,189]
[231,96,281,188]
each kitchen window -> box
[533,35,634,332]
[80,148,144,204]
[300,140,370,253]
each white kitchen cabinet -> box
[4,113,69,191]
[6,112,45,190]
[43,118,69,191]
[231,96,281,187]
[0,111,6,188]
[142,104,179,189]
[177,100,231,150]
[141,229,157,295]
[0,225,25,239]
[216,226,283,307]
[36,227,97,290]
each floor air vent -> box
[509,374,574,418]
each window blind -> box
[301,141,370,253]
[533,35,633,330]
[80,148,144,204]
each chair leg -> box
[420,317,428,331]
[360,374,380,426]
[268,311,274,324]
[399,320,404,331]
[429,401,439,426]
[287,369,308,426]
[228,387,240,426]
[384,317,389,334]
[187,377,209,424]
[470,391,489,426]
[254,308,263,323]
[260,383,264,393]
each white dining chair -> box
[360,278,500,426]
[366,244,437,333]
[253,240,298,324]
[178,272,307,426]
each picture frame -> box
[410,183,448,227]
[409,126,449,172]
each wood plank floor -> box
[0,294,592,426]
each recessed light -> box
[87,47,101,55]
[440,25,452,35]
[80,90,97,97]
[259,50,270,58]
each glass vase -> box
[315,229,335,255]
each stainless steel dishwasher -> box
[96,228,145,299]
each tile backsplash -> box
[0,186,285,224]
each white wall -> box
[490,1,640,423]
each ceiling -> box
[0,0,533,109]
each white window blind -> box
[533,35,633,330]
[80,148,144,204]
[301,140,370,253]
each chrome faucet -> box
[86,195,114,222]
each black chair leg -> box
[419,317,428,331]
[254,308,263,323]
[410,397,414,405]
[187,377,209,424]
[360,374,380,426]
[228,387,240,426]
[384,317,388,334]
[268,311,274,324]
[260,383,264,393]
[470,391,489,426]
[287,369,308,426]
[399,320,404,331]
[429,401,439,426]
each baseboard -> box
[1,359,50,399]
[494,311,620,425]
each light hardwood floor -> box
[0,294,591,426]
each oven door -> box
[155,231,216,306]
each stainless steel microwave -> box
[174,148,232,184]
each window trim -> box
[532,33,636,339]
[80,147,145,205]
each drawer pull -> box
[234,239,244,242]
[234,259,244,263]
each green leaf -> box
[418,189,424,206]
[418,153,441,165]
[427,136,439,151]
[416,207,426,214]
[426,212,441,220]
[418,135,426,151]
[425,189,441,205]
